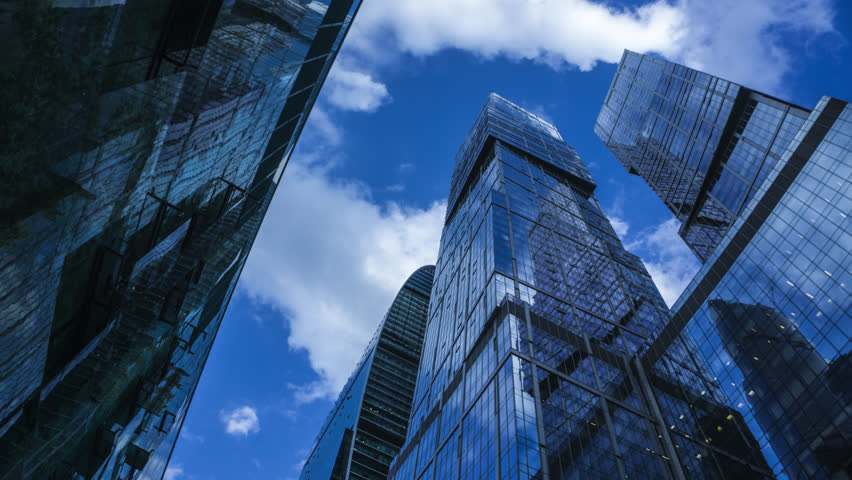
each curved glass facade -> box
[0,1,360,478]
[300,265,435,480]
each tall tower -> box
[0,1,361,478]
[595,50,810,262]
[300,266,435,480]
[389,94,771,480]
[597,52,852,478]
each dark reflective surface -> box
[595,51,809,262]
[0,1,359,478]
[662,98,852,479]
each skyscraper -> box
[0,1,360,478]
[300,266,435,480]
[639,97,852,479]
[595,50,810,262]
[388,93,772,480]
[597,52,852,478]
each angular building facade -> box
[300,265,435,480]
[597,52,852,478]
[644,97,852,479]
[0,1,360,478]
[388,94,774,480]
[595,50,810,262]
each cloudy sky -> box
[168,0,850,478]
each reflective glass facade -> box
[0,1,360,478]
[389,94,772,480]
[300,266,435,480]
[595,50,810,262]
[654,97,852,479]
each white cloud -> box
[240,115,445,400]
[609,216,629,239]
[386,184,405,192]
[605,182,629,239]
[164,465,184,480]
[348,0,683,70]
[325,64,390,112]
[673,0,836,94]
[287,380,333,405]
[306,106,343,146]
[625,218,701,307]
[179,429,205,443]
[220,406,260,437]
[345,0,835,95]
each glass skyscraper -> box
[595,50,810,262]
[388,93,773,480]
[597,52,851,478]
[300,266,435,480]
[0,1,359,478]
[642,97,852,479]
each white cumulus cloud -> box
[239,115,445,401]
[673,0,836,95]
[305,106,343,146]
[344,0,836,96]
[220,406,260,437]
[325,64,390,112]
[609,216,630,239]
[625,218,701,307]
[164,465,184,480]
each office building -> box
[597,52,851,478]
[388,93,773,480]
[300,266,435,480]
[595,50,810,262]
[0,1,360,478]
[647,97,852,479]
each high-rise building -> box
[0,1,360,478]
[641,96,852,479]
[300,266,435,480]
[597,52,852,478]
[388,93,773,480]
[595,50,810,262]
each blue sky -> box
[167,0,851,478]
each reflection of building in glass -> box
[644,96,852,479]
[597,54,852,477]
[0,1,360,478]
[299,266,434,480]
[388,93,772,480]
[708,300,849,478]
[595,50,810,262]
